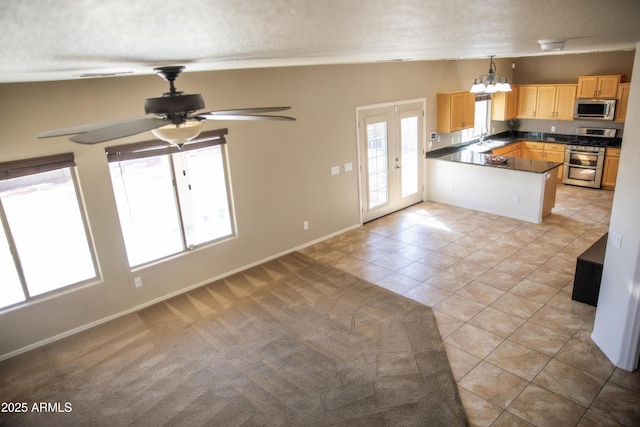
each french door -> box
[357,100,425,223]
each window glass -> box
[173,146,232,247]
[0,222,24,307]
[109,144,234,267]
[461,99,491,142]
[109,156,183,266]
[0,168,96,301]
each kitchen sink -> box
[466,140,505,152]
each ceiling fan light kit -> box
[151,121,204,146]
[37,65,295,145]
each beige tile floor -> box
[301,184,640,427]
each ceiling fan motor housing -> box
[145,93,205,115]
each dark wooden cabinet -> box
[572,233,608,306]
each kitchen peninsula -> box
[427,143,562,223]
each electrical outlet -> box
[513,195,519,204]
[551,126,556,132]
[134,277,142,288]
[303,221,309,230]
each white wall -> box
[592,43,640,371]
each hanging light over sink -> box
[470,55,512,94]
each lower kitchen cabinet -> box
[602,147,621,190]
[491,141,522,157]
[522,142,564,180]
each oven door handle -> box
[565,150,602,155]
[564,162,602,169]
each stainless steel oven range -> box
[562,127,616,189]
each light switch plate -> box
[331,166,340,175]
[611,232,622,248]
[344,162,353,172]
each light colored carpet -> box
[0,252,468,426]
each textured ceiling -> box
[1,0,639,83]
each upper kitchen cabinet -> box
[437,91,475,133]
[576,75,621,99]
[615,83,631,122]
[517,84,576,120]
[517,85,539,119]
[491,87,518,121]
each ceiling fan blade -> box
[199,114,296,121]
[204,107,291,115]
[37,117,150,139]
[70,118,171,144]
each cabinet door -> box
[510,142,522,157]
[491,145,511,156]
[437,92,475,133]
[577,75,620,99]
[524,148,544,160]
[517,86,538,118]
[577,76,599,98]
[597,76,621,98]
[506,87,518,120]
[602,156,620,189]
[615,83,631,122]
[491,91,508,121]
[544,144,565,180]
[491,88,518,121]
[536,85,557,119]
[462,92,475,130]
[450,93,465,131]
[555,85,577,120]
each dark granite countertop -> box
[431,149,562,174]
[426,131,622,159]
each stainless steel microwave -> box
[574,99,616,120]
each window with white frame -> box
[0,153,97,310]
[106,129,234,267]
[461,96,491,142]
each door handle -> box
[395,157,401,168]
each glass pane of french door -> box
[400,115,419,198]
[366,119,389,209]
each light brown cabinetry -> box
[492,142,522,157]
[437,91,475,133]
[491,141,563,180]
[516,85,539,118]
[615,83,631,122]
[577,75,621,99]
[602,147,621,190]
[523,141,545,160]
[491,87,518,121]
[523,142,564,180]
[516,85,576,120]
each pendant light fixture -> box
[470,55,512,94]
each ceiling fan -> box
[37,65,295,145]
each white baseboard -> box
[0,223,361,362]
